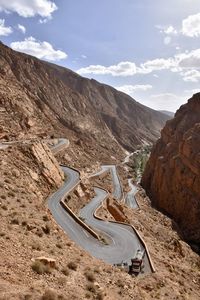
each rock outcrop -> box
[29,142,64,187]
[141,93,200,247]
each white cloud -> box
[184,88,200,95]
[115,84,152,95]
[158,13,200,39]
[77,48,200,80]
[149,93,186,112]
[0,0,57,18]
[163,25,177,35]
[156,25,178,35]
[78,58,177,77]
[182,13,200,37]
[39,18,49,24]
[0,19,12,36]
[81,54,87,59]
[10,37,67,61]
[17,24,26,34]
[181,70,200,82]
[77,61,137,76]
[140,58,175,73]
[164,36,171,45]
[175,48,200,69]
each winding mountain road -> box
[48,166,151,271]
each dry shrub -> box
[84,270,95,282]
[86,283,96,293]
[67,261,77,271]
[31,260,52,275]
[61,267,69,276]
[41,289,57,300]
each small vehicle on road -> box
[129,249,144,275]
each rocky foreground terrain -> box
[141,93,200,250]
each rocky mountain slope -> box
[0,41,168,159]
[141,93,200,249]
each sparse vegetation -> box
[8,191,15,197]
[57,276,66,286]
[11,218,20,225]
[85,291,91,299]
[41,289,57,300]
[42,223,51,234]
[4,178,11,184]
[67,261,77,271]
[1,204,8,210]
[129,145,152,180]
[96,292,105,300]
[31,260,52,275]
[86,283,96,293]
[36,229,43,237]
[116,279,124,288]
[22,220,27,226]
[61,267,69,276]
[43,215,49,222]
[94,266,101,274]
[31,241,42,251]
[56,243,62,249]
[84,270,96,282]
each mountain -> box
[159,110,175,118]
[141,93,200,249]
[0,42,169,162]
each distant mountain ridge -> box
[159,110,175,118]
[0,42,169,159]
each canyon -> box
[0,42,200,300]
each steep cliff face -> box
[0,42,169,157]
[141,93,200,246]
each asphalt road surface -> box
[49,138,69,154]
[125,179,139,209]
[90,165,123,201]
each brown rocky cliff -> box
[141,93,200,247]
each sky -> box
[0,1,200,112]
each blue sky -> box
[0,0,200,112]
